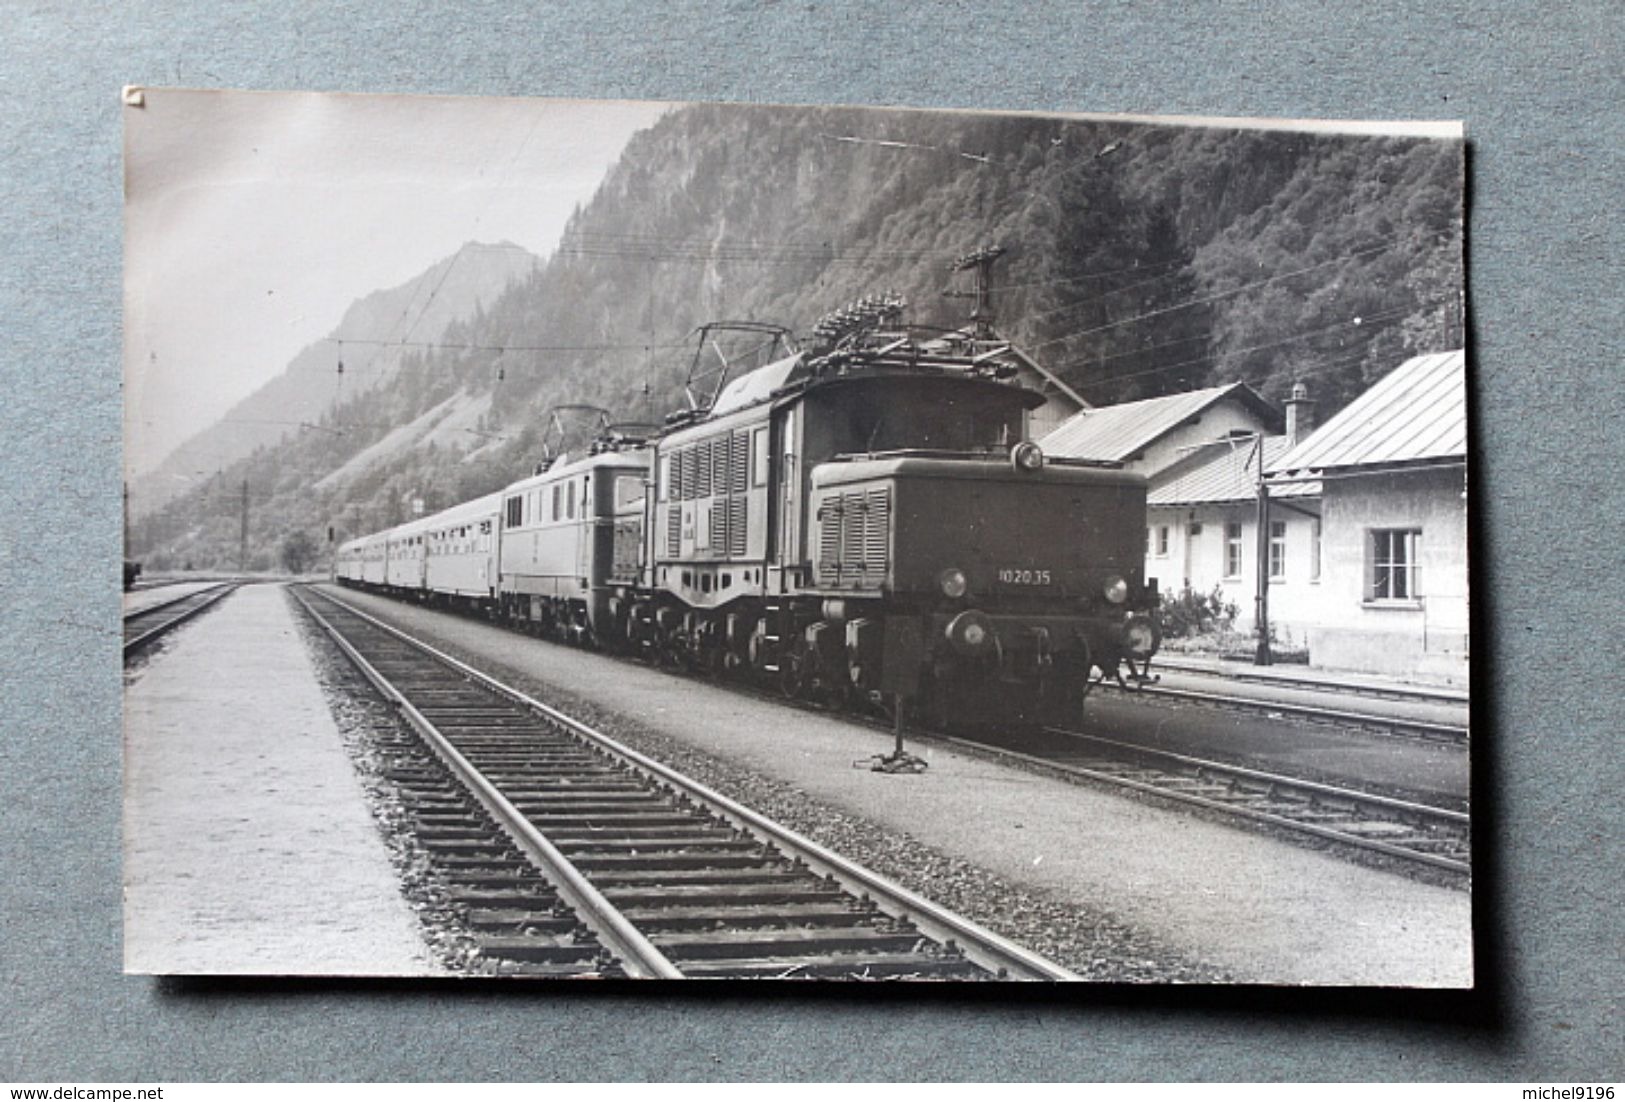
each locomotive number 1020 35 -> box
[997,568,1053,586]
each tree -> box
[280,530,320,575]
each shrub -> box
[1159,582,1238,639]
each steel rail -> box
[123,583,239,657]
[295,586,681,979]
[1047,728,1470,825]
[306,585,1079,981]
[938,728,1470,875]
[1150,657,1469,706]
[1108,680,1469,743]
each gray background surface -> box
[2,0,1620,1082]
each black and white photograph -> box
[123,88,1469,984]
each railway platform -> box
[123,583,439,975]
[317,585,1473,986]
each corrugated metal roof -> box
[1269,350,1466,474]
[1040,382,1275,461]
[1149,436,1319,505]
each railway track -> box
[294,586,1077,980]
[1151,657,1468,707]
[1099,678,1469,743]
[123,583,239,659]
[943,726,1470,877]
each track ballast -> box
[943,725,1470,877]
[295,585,1077,980]
[124,583,239,660]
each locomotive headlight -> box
[1011,440,1045,473]
[945,609,996,657]
[1103,574,1129,604]
[939,567,969,599]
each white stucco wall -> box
[1306,465,1469,684]
[1147,502,1322,645]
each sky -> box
[123,88,671,476]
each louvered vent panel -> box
[695,440,712,498]
[840,490,865,584]
[675,448,692,501]
[709,499,726,551]
[730,432,749,494]
[862,487,890,585]
[817,497,843,581]
[713,436,729,496]
[728,495,747,557]
[666,504,681,556]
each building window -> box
[1369,528,1421,600]
[1311,518,1322,581]
[1156,526,1170,557]
[1269,520,1287,579]
[1224,521,1243,578]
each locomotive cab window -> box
[751,425,769,487]
[615,472,645,510]
[826,378,1028,455]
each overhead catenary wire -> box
[1019,236,1409,351]
[1053,300,1427,390]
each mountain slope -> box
[131,105,1461,571]
[133,241,538,516]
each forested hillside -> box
[130,104,1462,571]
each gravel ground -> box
[293,588,1225,982]
[508,682,1226,981]
[290,600,488,975]
[929,729,1471,892]
[311,585,1474,986]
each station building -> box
[1142,414,1323,645]
[1041,351,1468,685]
[1040,381,1283,480]
[1040,382,1318,638]
[1268,350,1468,685]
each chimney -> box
[1285,382,1316,445]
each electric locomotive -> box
[613,292,1159,728]
[334,263,1160,729]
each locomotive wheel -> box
[662,631,694,672]
[778,637,812,699]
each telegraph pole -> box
[1253,437,1273,665]
[239,478,249,574]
